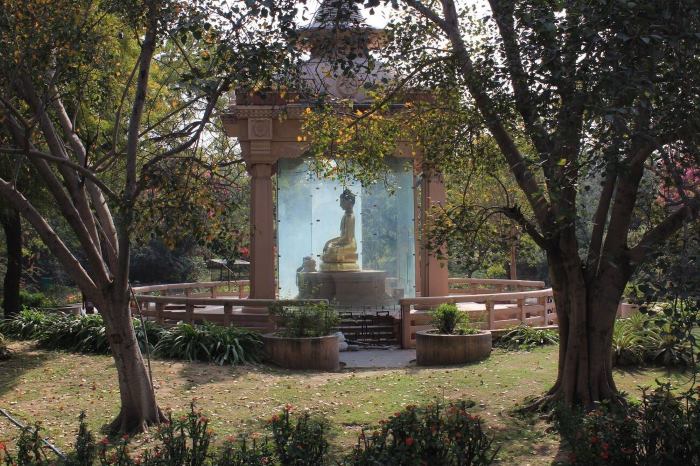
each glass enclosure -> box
[277,157,415,306]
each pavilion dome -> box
[298,0,392,104]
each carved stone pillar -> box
[248,162,276,301]
[420,169,449,297]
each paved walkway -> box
[339,349,416,368]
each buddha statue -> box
[320,189,360,272]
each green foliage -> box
[154,322,262,366]
[269,303,340,338]
[0,402,500,465]
[345,401,497,466]
[554,382,700,465]
[0,311,258,365]
[0,309,57,339]
[644,301,699,368]
[130,240,208,285]
[495,325,558,351]
[611,309,699,368]
[612,313,658,367]
[431,304,479,335]
[217,436,276,466]
[36,314,110,355]
[269,406,330,466]
[18,290,57,309]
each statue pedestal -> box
[297,270,388,307]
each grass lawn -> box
[0,340,691,465]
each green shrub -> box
[36,314,110,355]
[154,322,262,365]
[218,436,276,466]
[0,308,58,340]
[495,324,559,351]
[554,382,700,465]
[431,303,479,335]
[269,405,330,466]
[0,401,502,466]
[19,290,56,309]
[346,400,497,466]
[269,303,339,338]
[611,313,658,367]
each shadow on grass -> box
[0,340,53,398]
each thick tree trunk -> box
[533,246,625,410]
[1,209,22,318]
[100,299,164,433]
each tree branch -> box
[0,177,98,296]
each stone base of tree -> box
[262,333,339,371]
[416,330,492,366]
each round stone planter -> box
[416,330,492,366]
[262,333,339,371]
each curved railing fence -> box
[131,281,326,331]
[131,278,557,345]
[400,286,556,349]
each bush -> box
[36,314,110,355]
[495,324,559,351]
[19,290,57,309]
[0,308,58,340]
[269,303,339,338]
[554,382,700,465]
[0,402,501,465]
[431,303,479,335]
[0,311,259,365]
[154,322,262,365]
[611,313,660,367]
[345,401,497,466]
[269,405,330,465]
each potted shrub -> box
[416,303,492,366]
[263,303,340,371]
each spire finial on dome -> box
[308,0,365,31]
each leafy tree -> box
[0,0,297,432]
[307,0,699,408]
[381,0,700,408]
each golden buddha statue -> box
[320,189,360,272]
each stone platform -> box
[297,270,389,307]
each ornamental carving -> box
[249,118,272,140]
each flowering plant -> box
[346,400,497,465]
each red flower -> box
[405,437,415,447]
[602,443,609,450]
[100,437,110,445]
[590,436,598,444]
[601,451,609,460]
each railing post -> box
[224,303,232,326]
[185,288,191,297]
[210,286,217,298]
[186,303,194,323]
[518,298,525,324]
[156,302,164,324]
[486,300,495,330]
[400,302,410,349]
[539,296,547,325]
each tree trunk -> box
[1,209,22,318]
[100,299,165,433]
[533,247,624,410]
